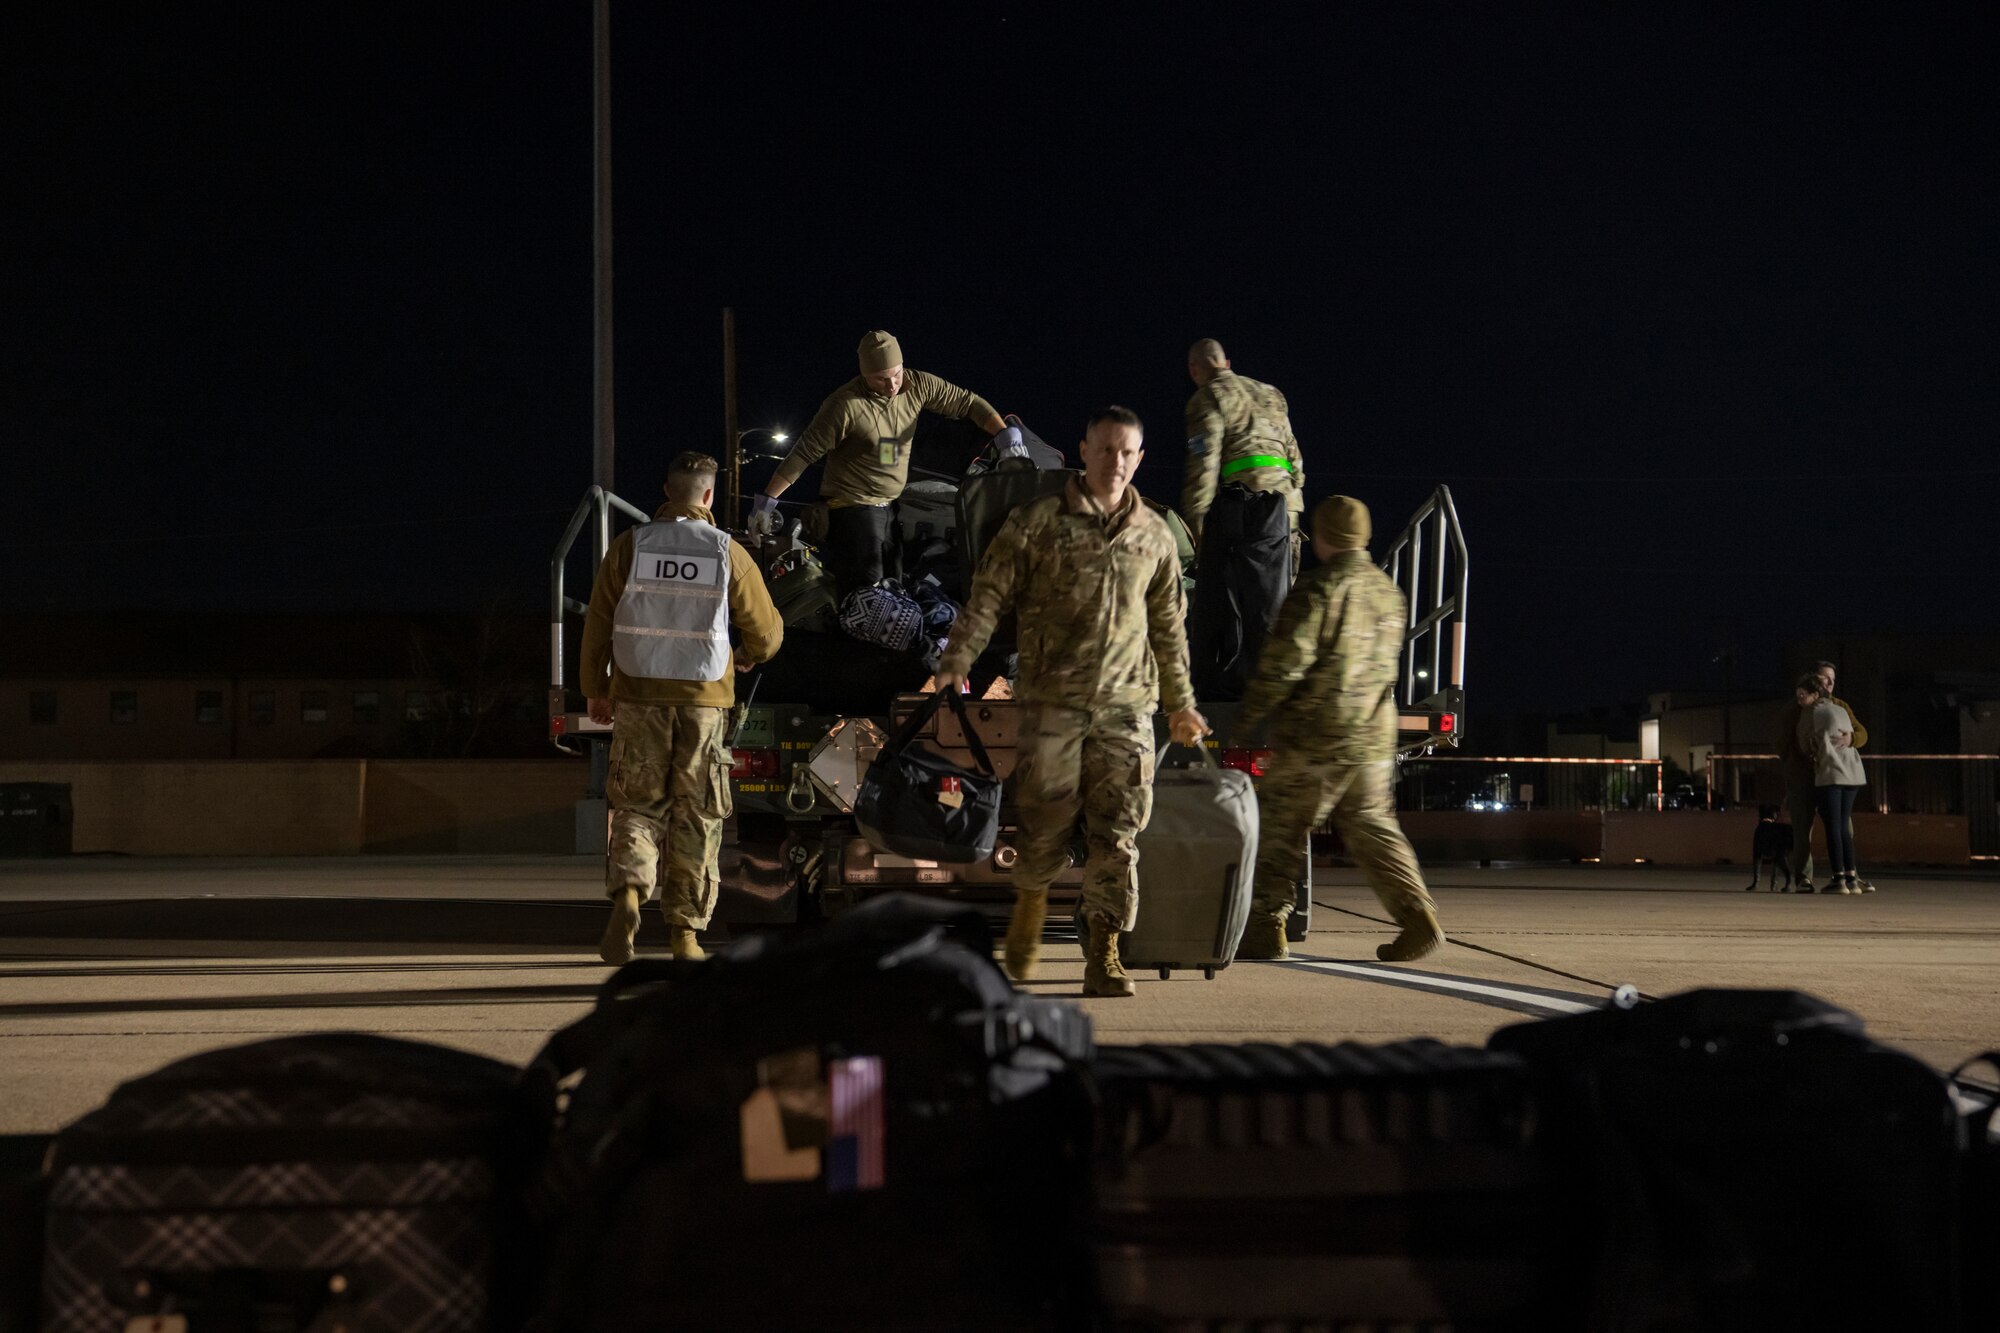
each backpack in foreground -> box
[523,894,1094,1333]
[1490,989,1964,1333]
[41,1034,526,1333]
[1092,1040,1558,1329]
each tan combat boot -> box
[668,926,707,962]
[598,888,642,965]
[1376,906,1445,963]
[1236,913,1290,961]
[1002,887,1048,983]
[1081,912,1135,998]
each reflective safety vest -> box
[611,519,732,682]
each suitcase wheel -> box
[1158,966,1171,981]
[1203,966,1216,980]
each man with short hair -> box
[937,406,1208,998]
[748,330,1018,593]
[1233,495,1445,963]
[582,451,785,964]
[1182,339,1307,700]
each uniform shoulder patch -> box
[1186,435,1207,455]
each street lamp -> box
[737,428,790,454]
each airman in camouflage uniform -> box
[582,453,784,965]
[937,406,1208,998]
[1233,496,1445,963]
[1183,339,1308,700]
[1181,340,1306,543]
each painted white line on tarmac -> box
[1278,956,1602,1016]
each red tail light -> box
[1439,713,1457,734]
[731,748,780,779]
[1220,748,1273,778]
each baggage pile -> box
[4,899,1995,1331]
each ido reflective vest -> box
[611,518,732,682]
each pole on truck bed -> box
[724,306,741,528]
[591,0,615,562]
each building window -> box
[195,689,224,725]
[353,690,381,724]
[301,690,330,724]
[29,691,57,725]
[404,691,432,722]
[249,691,276,726]
[110,690,138,724]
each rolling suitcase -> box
[1092,1040,1558,1330]
[1119,743,1257,980]
[1491,989,1965,1333]
[522,894,1095,1332]
[40,1035,526,1333]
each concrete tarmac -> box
[2,856,1997,1132]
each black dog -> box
[1746,805,1795,891]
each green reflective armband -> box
[1219,454,1295,478]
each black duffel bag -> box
[520,894,1095,1333]
[854,687,1001,863]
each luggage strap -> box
[1951,1051,2000,1139]
[883,686,995,776]
[1219,453,1295,478]
[1161,739,1221,770]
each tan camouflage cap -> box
[1313,495,1371,549]
[857,330,903,372]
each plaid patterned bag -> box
[41,1034,525,1333]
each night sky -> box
[7,4,1994,721]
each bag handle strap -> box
[881,688,996,776]
[1951,1050,2000,1139]
[941,687,997,776]
[1161,737,1221,769]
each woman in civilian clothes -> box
[1795,673,1874,895]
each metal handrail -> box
[1380,485,1468,716]
[548,484,653,752]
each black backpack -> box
[522,895,1093,1333]
[1490,989,1964,1333]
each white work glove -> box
[747,494,781,537]
[993,425,1028,460]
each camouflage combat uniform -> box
[939,478,1193,930]
[1182,369,1306,544]
[1235,550,1439,930]
[581,500,784,928]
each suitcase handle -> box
[1951,1051,2000,1139]
[1160,738,1221,770]
[882,686,996,776]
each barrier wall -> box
[1395,811,1602,863]
[363,762,580,854]
[0,762,368,856]
[1600,811,1971,867]
[0,762,1978,864]
[0,761,580,856]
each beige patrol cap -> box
[1313,495,1372,549]
[857,330,903,373]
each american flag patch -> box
[826,1056,885,1192]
